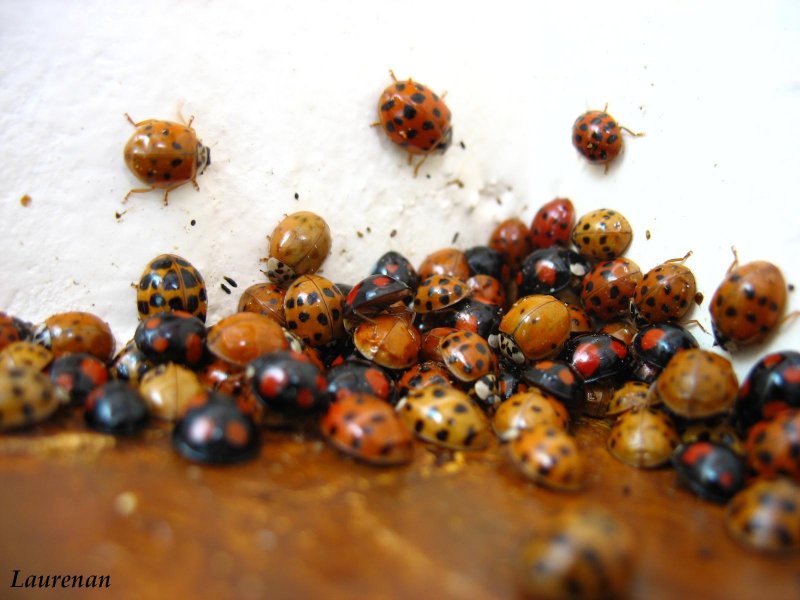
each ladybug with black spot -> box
[736,350,800,434]
[633,252,698,324]
[375,70,452,174]
[418,248,471,281]
[321,392,414,466]
[507,424,585,490]
[581,257,643,322]
[33,311,116,362]
[49,353,109,405]
[412,275,470,314]
[284,274,346,347]
[656,349,739,419]
[608,407,680,468]
[265,211,331,286]
[448,298,504,341]
[372,251,419,291]
[246,350,330,418]
[672,441,746,503]
[489,218,532,274]
[134,311,207,367]
[745,409,800,482]
[496,295,571,365]
[529,198,575,250]
[172,390,260,464]
[396,361,453,398]
[0,367,60,431]
[206,312,289,367]
[0,311,31,352]
[572,109,641,167]
[137,253,207,322]
[572,209,633,260]
[725,478,800,552]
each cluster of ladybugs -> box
[1,72,799,598]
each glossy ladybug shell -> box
[246,350,330,417]
[451,298,503,340]
[634,260,698,323]
[521,359,586,415]
[344,274,412,320]
[710,260,788,351]
[321,392,414,466]
[134,311,206,367]
[266,211,332,285]
[745,409,800,482]
[572,110,627,165]
[172,391,260,464]
[0,341,53,372]
[353,312,420,370]
[581,258,642,322]
[124,118,209,200]
[507,425,585,491]
[466,275,505,307]
[372,251,419,291]
[517,505,636,600]
[725,478,800,553]
[656,349,738,419]
[49,353,109,406]
[464,246,506,281]
[0,367,60,431]
[412,275,470,314]
[493,390,570,441]
[529,197,575,250]
[489,218,532,273]
[110,339,155,385]
[563,333,631,384]
[377,75,452,155]
[237,283,286,326]
[572,209,633,260]
[607,407,680,468]
[206,312,289,367]
[517,248,579,297]
[0,311,31,352]
[84,381,148,435]
[631,322,699,383]
[418,248,470,282]
[736,350,800,434]
[136,254,207,322]
[327,360,394,403]
[138,363,205,421]
[673,441,746,503]
[396,361,453,398]
[605,381,655,418]
[439,330,495,383]
[498,295,571,364]
[32,312,115,362]
[284,274,346,347]
[397,384,490,450]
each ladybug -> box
[265,211,332,286]
[371,251,419,291]
[745,409,800,482]
[517,505,636,600]
[0,341,53,372]
[656,349,738,419]
[736,350,800,434]
[321,392,414,466]
[197,357,244,396]
[496,295,571,364]
[517,247,590,297]
[0,312,31,352]
[284,274,346,347]
[529,198,575,250]
[0,367,60,431]
[134,311,206,367]
[172,391,260,464]
[32,311,115,362]
[563,333,631,384]
[605,381,654,419]
[572,109,640,167]
[136,253,207,322]
[571,209,633,260]
[123,114,210,204]
[630,322,699,383]
[600,319,638,346]
[206,313,289,367]
[633,253,698,323]
[412,275,470,314]
[507,425,585,490]
[49,353,109,405]
[417,248,470,282]
[344,274,412,324]
[353,312,420,370]
[396,361,454,398]
[520,359,586,415]
[376,71,453,174]
[84,381,148,435]
[110,340,155,385]
[326,359,394,403]
[419,327,459,363]
[709,251,791,351]
[607,407,680,468]
[138,363,205,421]
[566,304,593,336]
[493,390,570,441]
[464,246,506,282]
[680,418,744,456]
[438,330,495,383]
[488,218,532,273]
[672,441,746,503]
[237,283,286,326]
[466,275,506,308]
[449,298,503,340]
[246,350,330,418]
[725,478,800,553]
[581,258,643,322]
[397,384,491,450]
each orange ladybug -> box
[123,114,210,205]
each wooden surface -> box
[1,409,799,600]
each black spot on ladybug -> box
[381,100,395,112]
[403,105,417,120]
[171,158,183,168]
[414,419,424,432]
[436,429,449,441]
[395,82,406,92]
[432,107,441,118]
[317,313,329,326]
[298,312,310,323]
[432,388,446,398]
[410,93,426,104]
[149,294,166,308]
[407,129,418,139]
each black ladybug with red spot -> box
[562,333,631,384]
[371,251,419,290]
[326,359,395,403]
[246,350,330,418]
[343,274,412,324]
[517,247,590,297]
[736,350,800,435]
[49,352,109,405]
[134,310,207,367]
[630,322,698,383]
[672,441,746,503]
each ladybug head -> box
[197,143,211,172]
[435,127,453,154]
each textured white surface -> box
[0,0,798,379]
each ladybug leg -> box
[388,69,397,82]
[413,153,429,177]
[620,125,644,137]
[124,113,142,127]
[123,187,155,203]
[682,319,710,335]
[665,250,694,264]
[161,180,198,206]
[190,178,201,192]
[726,246,740,275]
